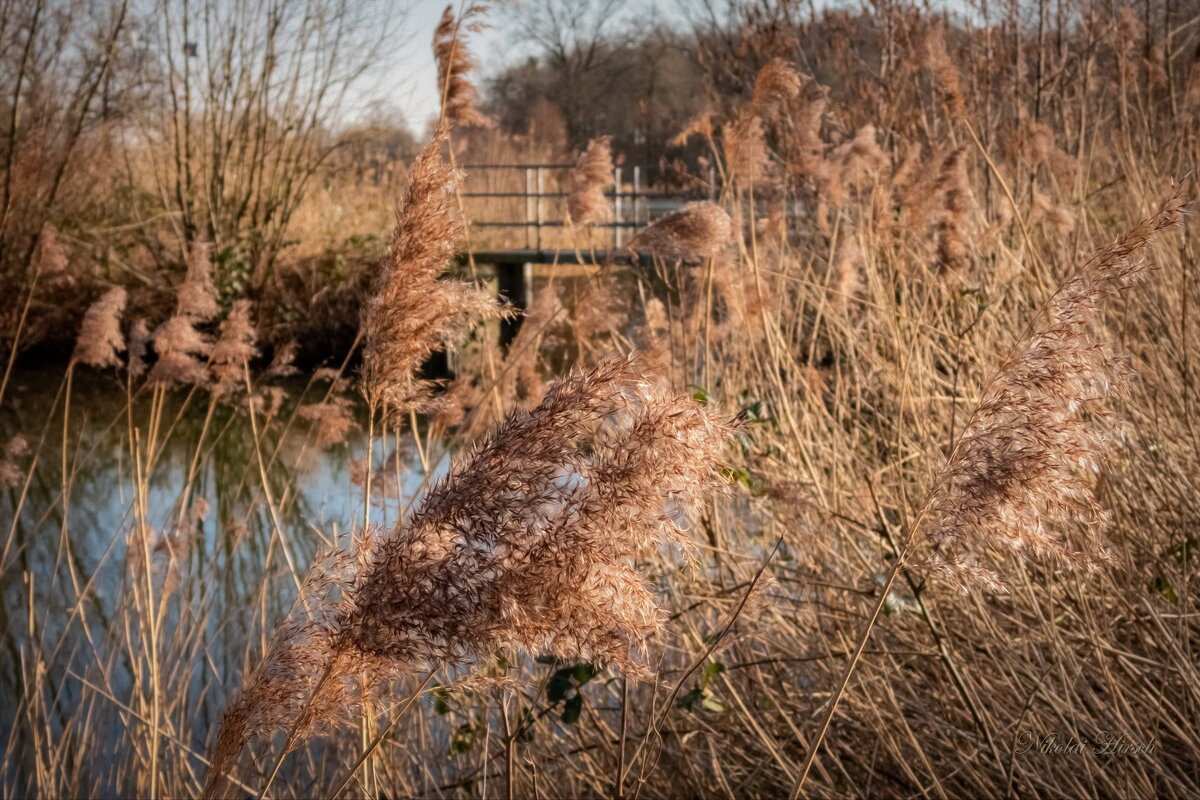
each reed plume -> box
[434,4,492,128]
[297,399,357,449]
[71,287,126,369]
[265,340,300,378]
[749,58,803,114]
[209,300,258,397]
[204,356,737,796]
[360,124,503,417]
[176,240,221,322]
[823,124,889,208]
[790,189,1187,799]
[148,239,222,387]
[671,111,714,147]
[723,58,802,188]
[723,116,770,187]
[495,287,563,410]
[127,318,151,378]
[788,80,827,178]
[148,317,212,388]
[628,201,734,262]
[923,21,966,121]
[1032,189,1076,235]
[921,190,1185,589]
[0,435,28,488]
[934,146,970,274]
[36,224,68,277]
[567,136,614,226]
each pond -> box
[0,364,441,792]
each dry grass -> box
[3,4,1200,800]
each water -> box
[0,365,440,789]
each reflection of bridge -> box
[459,162,714,321]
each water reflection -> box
[0,365,437,783]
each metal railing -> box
[460,163,716,250]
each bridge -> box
[458,161,715,316]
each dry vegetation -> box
[3,1,1200,799]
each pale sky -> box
[344,0,514,134]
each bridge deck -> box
[466,248,656,266]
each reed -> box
[4,5,1200,799]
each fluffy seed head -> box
[209,300,259,397]
[177,240,220,322]
[204,356,738,794]
[934,146,970,274]
[36,224,68,277]
[360,124,504,417]
[434,5,492,128]
[628,201,734,262]
[924,21,966,120]
[128,318,151,378]
[149,316,212,388]
[921,190,1185,590]
[0,435,29,488]
[72,287,127,369]
[297,399,357,448]
[749,58,803,114]
[567,136,614,226]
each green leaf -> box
[561,694,583,724]
[687,384,711,405]
[700,661,725,689]
[701,695,728,713]
[740,400,769,424]
[432,686,450,716]
[676,688,703,712]
[572,663,598,685]
[449,723,475,755]
[547,668,574,703]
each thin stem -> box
[329,673,436,800]
[787,554,907,800]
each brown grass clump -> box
[360,125,503,416]
[434,4,492,128]
[204,355,737,795]
[628,201,734,262]
[71,287,127,369]
[921,190,1185,590]
[567,136,614,226]
[208,300,258,397]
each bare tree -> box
[0,0,131,279]
[505,0,638,143]
[138,0,402,294]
